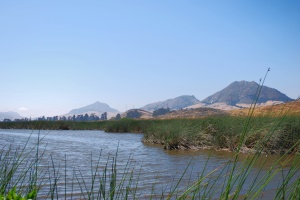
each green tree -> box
[115,113,121,120]
[153,108,170,117]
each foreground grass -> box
[0,128,299,199]
[1,115,298,154]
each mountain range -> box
[140,81,293,112]
[1,81,295,121]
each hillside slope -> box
[141,95,200,111]
[229,99,300,116]
[157,107,227,119]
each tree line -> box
[2,112,108,122]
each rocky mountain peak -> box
[201,81,293,105]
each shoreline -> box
[141,138,293,155]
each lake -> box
[0,129,297,199]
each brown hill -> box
[156,107,227,119]
[229,100,300,116]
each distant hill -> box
[68,101,119,115]
[0,111,23,121]
[64,101,119,119]
[141,95,200,111]
[202,81,293,105]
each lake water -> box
[0,129,297,199]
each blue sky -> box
[1,0,299,117]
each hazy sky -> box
[1,0,299,117]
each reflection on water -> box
[0,129,297,199]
